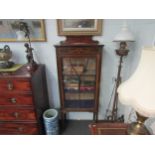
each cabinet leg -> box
[61,111,66,128]
[93,112,98,122]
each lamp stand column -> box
[106,42,129,122]
[111,55,123,121]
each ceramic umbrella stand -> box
[43,109,59,135]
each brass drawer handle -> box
[7,82,14,90]
[13,112,19,118]
[18,127,24,132]
[10,98,17,104]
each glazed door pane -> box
[62,58,96,108]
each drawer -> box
[0,109,37,121]
[0,94,33,106]
[0,79,31,92]
[0,122,39,135]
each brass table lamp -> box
[117,47,155,135]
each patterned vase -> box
[43,109,59,135]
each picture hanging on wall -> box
[57,19,102,36]
[0,19,46,42]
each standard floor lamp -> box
[106,23,135,121]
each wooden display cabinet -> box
[55,36,103,125]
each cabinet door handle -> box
[13,112,19,118]
[10,98,17,104]
[7,82,14,90]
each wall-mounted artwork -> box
[57,19,102,36]
[0,19,46,42]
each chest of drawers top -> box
[0,65,35,94]
[0,65,33,79]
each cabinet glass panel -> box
[62,58,96,108]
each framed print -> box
[57,19,102,36]
[0,19,46,42]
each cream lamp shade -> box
[113,23,135,42]
[16,30,25,40]
[117,47,155,117]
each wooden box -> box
[89,122,128,135]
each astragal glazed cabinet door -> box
[55,44,103,125]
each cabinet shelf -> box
[63,73,96,76]
[64,100,95,108]
[64,89,95,93]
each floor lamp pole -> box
[107,42,129,122]
[111,55,123,121]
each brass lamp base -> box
[127,112,150,135]
[127,122,150,135]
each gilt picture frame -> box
[57,19,102,36]
[0,19,46,42]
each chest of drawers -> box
[0,65,49,134]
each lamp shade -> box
[117,47,155,117]
[16,30,25,40]
[113,23,135,42]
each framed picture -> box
[0,19,46,42]
[57,19,102,36]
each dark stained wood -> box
[55,40,104,126]
[56,46,103,56]
[0,122,38,135]
[89,122,128,135]
[0,79,31,92]
[31,65,49,133]
[0,94,33,106]
[0,108,36,121]
[60,36,99,45]
[0,65,49,134]
[0,64,32,78]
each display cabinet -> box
[55,37,103,125]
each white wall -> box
[1,19,155,123]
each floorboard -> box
[60,120,92,135]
